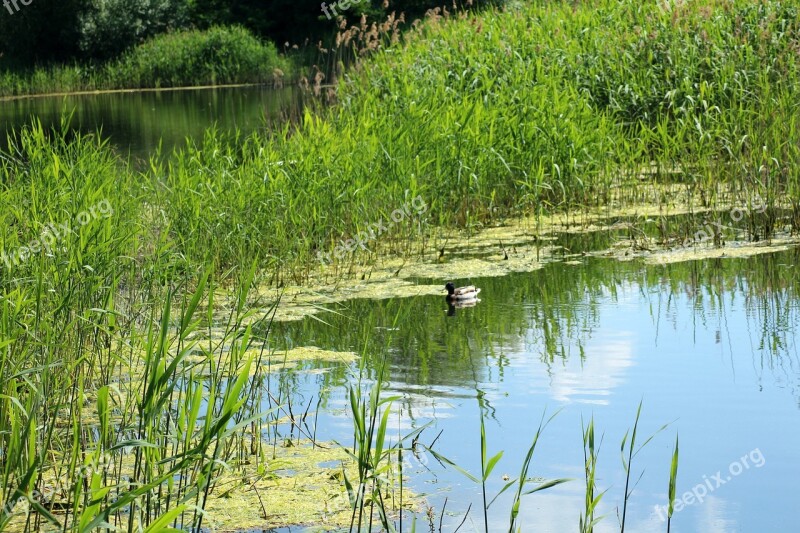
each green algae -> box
[203,440,416,532]
[231,197,800,325]
[2,440,416,533]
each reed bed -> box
[0,27,289,98]
[152,0,800,279]
[2,0,800,530]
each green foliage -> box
[79,0,191,60]
[580,416,605,533]
[0,121,275,530]
[5,1,799,529]
[4,0,800,278]
[0,26,289,96]
[667,435,680,532]
[0,0,501,70]
[108,26,289,88]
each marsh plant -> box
[317,195,428,265]
[0,198,114,270]
[655,446,765,524]
[339,355,429,531]
[3,0,800,530]
[580,416,605,533]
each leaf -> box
[484,451,504,480]
[668,434,679,517]
[523,478,572,495]
[144,505,187,532]
[425,448,479,483]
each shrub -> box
[108,26,289,88]
[79,0,190,60]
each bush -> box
[79,0,190,60]
[108,26,289,88]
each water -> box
[4,85,796,531]
[269,248,800,532]
[0,85,305,162]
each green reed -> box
[0,26,289,98]
[0,123,283,531]
[134,0,800,280]
[340,356,428,532]
[3,0,800,529]
[667,435,679,533]
[580,416,604,533]
[620,402,671,533]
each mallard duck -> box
[445,282,481,301]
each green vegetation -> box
[145,0,800,276]
[109,26,288,89]
[0,0,500,96]
[0,27,289,96]
[667,435,680,533]
[2,0,800,530]
[580,416,603,533]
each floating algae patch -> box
[203,440,417,532]
[643,236,800,265]
[315,278,444,301]
[401,253,546,279]
[229,194,796,320]
[244,279,444,324]
[587,233,800,265]
[182,345,358,375]
[262,346,359,365]
[3,442,416,533]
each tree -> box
[79,0,191,60]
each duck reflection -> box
[447,297,481,316]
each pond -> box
[267,244,799,532]
[2,85,796,532]
[0,85,306,162]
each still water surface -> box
[3,86,796,531]
[0,85,304,162]
[270,249,799,532]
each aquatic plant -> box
[667,435,680,533]
[580,416,605,533]
[3,0,800,529]
[620,402,671,532]
[0,26,289,97]
[340,360,427,531]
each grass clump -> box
[109,26,289,89]
[3,0,800,529]
[150,0,800,278]
[0,26,289,97]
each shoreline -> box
[0,80,300,103]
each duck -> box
[445,282,481,301]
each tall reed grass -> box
[3,0,800,529]
[147,0,800,279]
[0,27,289,98]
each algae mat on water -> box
[202,440,415,532]
[243,203,800,324]
[0,441,411,533]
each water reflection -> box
[267,247,800,531]
[446,296,480,316]
[0,85,305,162]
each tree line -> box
[0,0,500,68]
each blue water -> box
[270,250,800,532]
